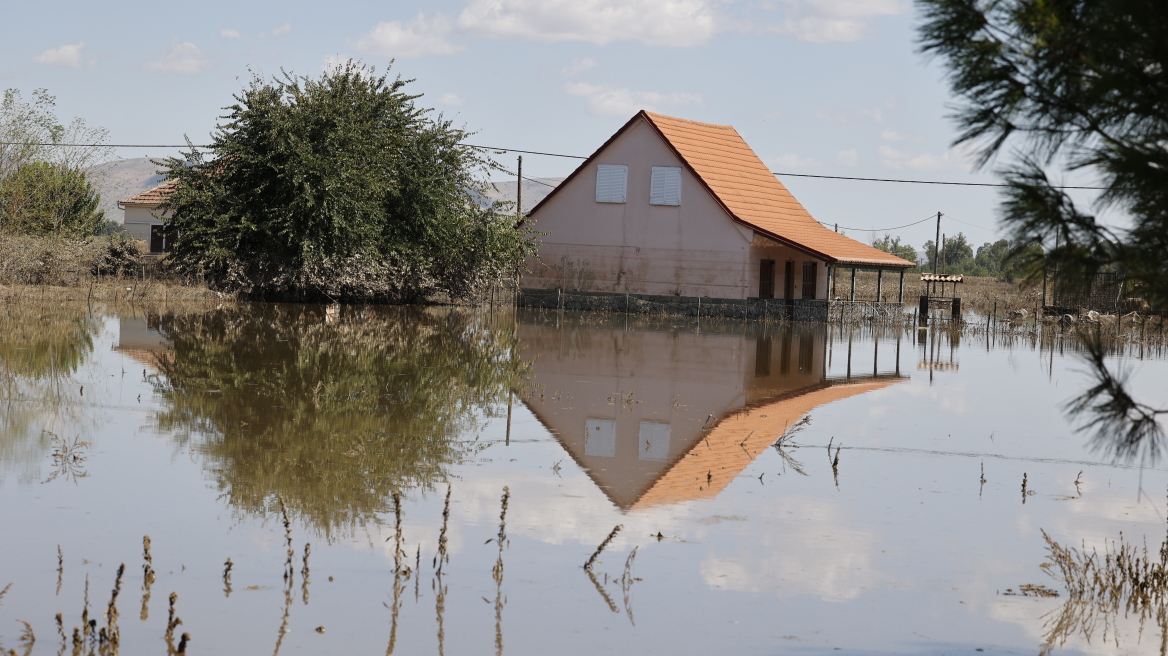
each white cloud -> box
[34,42,87,68]
[878,145,951,172]
[564,81,703,117]
[879,128,912,141]
[438,93,466,105]
[834,148,858,167]
[220,28,242,39]
[145,39,209,75]
[354,13,465,58]
[769,154,821,169]
[562,57,598,77]
[272,22,292,36]
[457,0,718,47]
[767,0,906,43]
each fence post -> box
[918,295,929,327]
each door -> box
[802,262,818,299]
[758,259,775,298]
[150,225,165,253]
[783,261,794,300]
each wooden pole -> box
[933,212,941,274]
[898,269,905,304]
[516,155,523,217]
[850,268,857,302]
[876,269,884,304]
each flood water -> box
[2,303,1167,655]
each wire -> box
[771,170,1109,190]
[0,140,1112,190]
[818,214,938,233]
[945,214,996,232]
[462,144,587,160]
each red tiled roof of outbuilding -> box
[119,180,176,208]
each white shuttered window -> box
[595,164,628,203]
[650,166,682,206]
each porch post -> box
[825,266,833,300]
[849,267,857,302]
[876,269,884,303]
[898,269,905,304]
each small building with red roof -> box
[118,180,177,253]
[521,111,913,304]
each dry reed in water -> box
[141,536,155,621]
[103,563,125,649]
[223,558,233,598]
[301,543,312,605]
[493,487,510,656]
[434,484,452,573]
[56,546,63,596]
[584,525,623,571]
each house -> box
[520,111,914,305]
[118,180,176,253]
[516,312,904,510]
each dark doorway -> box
[150,225,175,253]
[783,261,794,300]
[802,262,818,299]
[758,259,775,298]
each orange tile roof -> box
[119,180,176,207]
[529,111,913,268]
[630,377,905,510]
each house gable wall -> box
[521,117,771,299]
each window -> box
[595,165,628,203]
[150,225,175,253]
[638,422,670,461]
[649,166,681,206]
[584,418,616,457]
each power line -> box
[771,170,1109,190]
[818,214,938,233]
[1,140,1112,190]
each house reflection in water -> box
[114,314,173,370]
[516,311,906,511]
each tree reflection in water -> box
[151,304,526,537]
[0,305,97,484]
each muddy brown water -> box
[1,304,1167,655]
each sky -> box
[2,0,1113,253]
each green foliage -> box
[918,0,1168,460]
[917,0,1168,309]
[0,161,104,237]
[151,304,527,536]
[159,61,535,303]
[872,234,918,267]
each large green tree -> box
[160,61,534,303]
[918,0,1168,460]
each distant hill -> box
[85,158,563,223]
[88,158,167,224]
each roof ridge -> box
[643,111,734,131]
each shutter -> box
[650,166,681,206]
[595,164,627,203]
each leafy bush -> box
[0,161,104,238]
[159,61,535,303]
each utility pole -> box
[516,155,523,217]
[932,211,941,274]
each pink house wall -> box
[521,117,830,300]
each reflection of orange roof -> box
[112,347,169,370]
[528,111,913,268]
[630,377,904,510]
[120,180,176,207]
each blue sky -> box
[2,0,1110,252]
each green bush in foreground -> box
[160,61,535,303]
